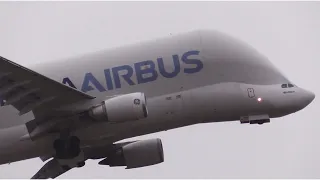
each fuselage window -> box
[288,84,294,88]
[281,84,287,88]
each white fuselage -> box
[0,30,314,165]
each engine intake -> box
[99,139,164,169]
[89,92,148,122]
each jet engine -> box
[98,139,164,169]
[89,92,148,122]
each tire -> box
[69,136,81,158]
[53,139,64,150]
[54,136,81,159]
[54,139,66,158]
[70,136,80,145]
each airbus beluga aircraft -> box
[0,30,315,178]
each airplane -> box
[0,29,315,178]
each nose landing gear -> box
[240,114,270,125]
[254,119,270,125]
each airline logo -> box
[62,50,204,93]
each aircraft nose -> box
[307,90,315,103]
[301,89,315,107]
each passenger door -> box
[247,88,256,98]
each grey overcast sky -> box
[0,1,319,179]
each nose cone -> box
[271,87,315,117]
[303,89,315,107]
[296,89,316,111]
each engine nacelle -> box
[89,92,148,122]
[99,139,164,169]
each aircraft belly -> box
[0,83,277,165]
[0,82,263,165]
[74,93,194,144]
[75,83,247,144]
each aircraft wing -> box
[0,56,95,118]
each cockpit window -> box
[282,83,295,88]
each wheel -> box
[69,136,81,157]
[54,136,81,159]
[70,136,80,145]
[54,139,66,158]
[53,139,64,150]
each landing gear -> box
[254,119,270,125]
[53,135,81,159]
[240,116,271,125]
[32,132,86,178]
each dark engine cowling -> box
[89,92,148,122]
[99,139,164,169]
